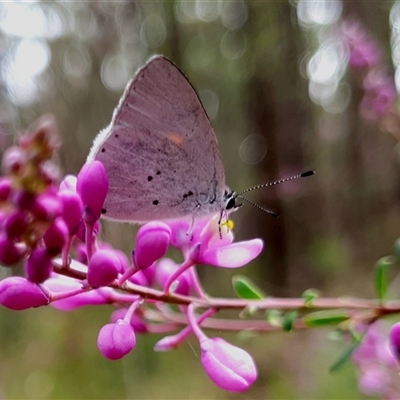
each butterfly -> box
[88,55,313,224]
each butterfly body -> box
[88,55,234,223]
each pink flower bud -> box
[31,193,62,221]
[389,322,400,362]
[14,190,36,210]
[88,249,120,287]
[0,276,50,310]
[59,175,77,192]
[134,222,171,270]
[44,274,114,311]
[200,337,257,392]
[0,177,12,202]
[97,321,136,360]
[25,248,53,283]
[43,218,68,255]
[58,190,83,235]
[0,235,25,266]
[3,211,29,240]
[128,270,149,286]
[77,161,108,220]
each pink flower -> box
[172,216,263,268]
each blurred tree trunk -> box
[244,2,311,295]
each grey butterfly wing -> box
[88,55,227,223]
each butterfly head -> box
[223,190,242,213]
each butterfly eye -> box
[225,197,236,210]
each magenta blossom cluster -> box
[0,116,263,392]
[351,322,400,397]
[342,20,397,120]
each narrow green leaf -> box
[304,310,348,327]
[302,289,319,307]
[375,256,395,301]
[265,309,282,328]
[232,275,265,300]
[282,310,298,332]
[329,341,361,372]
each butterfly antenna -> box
[236,196,279,218]
[236,170,315,196]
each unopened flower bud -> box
[43,218,68,255]
[31,193,62,221]
[77,161,108,220]
[0,276,50,310]
[58,190,83,235]
[3,211,29,240]
[0,235,25,266]
[14,190,36,210]
[25,248,53,283]
[134,222,170,270]
[200,337,257,392]
[88,249,120,287]
[389,322,400,362]
[97,321,136,360]
[59,175,77,192]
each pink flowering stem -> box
[118,263,139,286]
[154,307,217,351]
[122,298,143,323]
[85,221,94,261]
[49,286,89,302]
[172,307,217,344]
[62,235,73,267]
[187,303,208,341]
[188,266,207,299]
[163,257,195,295]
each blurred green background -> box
[0,0,399,398]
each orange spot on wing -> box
[166,132,184,146]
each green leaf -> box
[239,305,259,318]
[302,289,319,307]
[265,309,282,327]
[282,310,298,332]
[327,330,344,342]
[375,256,395,301]
[329,341,361,372]
[304,310,348,327]
[232,275,265,300]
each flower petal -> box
[199,239,263,268]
